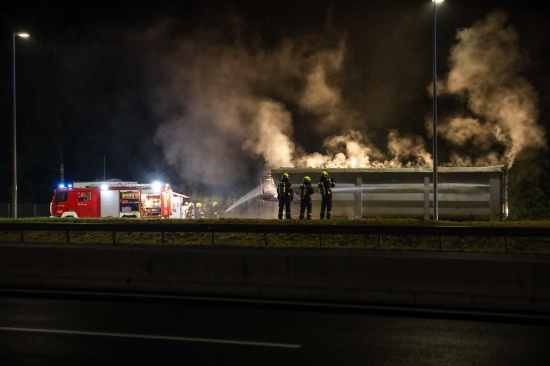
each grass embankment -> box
[1,217,550,253]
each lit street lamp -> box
[12,31,30,219]
[432,0,443,220]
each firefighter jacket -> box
[278,180,294,200]
[318,177,336,195]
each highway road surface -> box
[1,289,550,365]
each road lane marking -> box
[3,288,550,323]
[0,326,300,349]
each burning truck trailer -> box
[260,174,278,202]
[266,166,508,221]
[50,180,189,219]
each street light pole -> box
[12,31,29,219]
[432,0,443,221]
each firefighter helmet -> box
[303,176,311,182]
[197,203,202,208]
[189,202,194,207]
[213,202,218,207]
[321,171,329,177]
[282,172,289,180]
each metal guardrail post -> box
[505,236,509,252]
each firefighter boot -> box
[320,212,325,219]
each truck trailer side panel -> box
[270,166,507,221]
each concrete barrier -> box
[1,244,549,313]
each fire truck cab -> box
[50,180,188,219]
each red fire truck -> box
[50,180,189,219]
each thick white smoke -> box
[243,100,295,169]
[438,9,546,167]
[293,130,432,168]
[294,130,382,168]
[149,8,545,189]
[149,23,356,184]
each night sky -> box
[1,1,550,218]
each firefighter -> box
[211,202,220,219]
[277,172,294,219]
[182,201,190,218]
[318,171,336,219]
[196,202,206,219]
[298,176,314,220]
[186,202,195,218]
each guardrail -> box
[0,203,50,218]
[1,222,550,251]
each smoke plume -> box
[148,8,545,190]
[149,21,355,185]
[438,9,546,167]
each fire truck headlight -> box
[101,184,108,191]
[152,181,162,192]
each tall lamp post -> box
[432,0,443,221]
[12,31,30,219]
